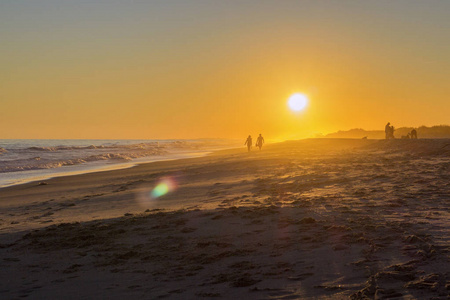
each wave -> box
[26,145,106,151]
[82,150,165,162]
[0,139,240,175]
[0,159,88,172]
[0,149,167,173]
[23,142,172,152]
[2,140,226,154]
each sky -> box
[1,0,449,140]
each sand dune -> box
[0,139,449,299]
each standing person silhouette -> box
[256,134,265,150]
[390,125,395,139]
[411,128,418,139]
[244,135,252,152]
[385,122,391,139]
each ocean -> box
[0,139,239,188]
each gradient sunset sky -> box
[1,1,449,140]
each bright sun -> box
[288,93,308,112]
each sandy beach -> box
[0,138,449,299]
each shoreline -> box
[2,137,448,193]
[0,138,243,189]
[0,137,365,191]
[0,148,236,189]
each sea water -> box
[0,139,239,188]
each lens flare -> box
[150,178,177,199]
[151,181,169,198]
[135,176,179,208]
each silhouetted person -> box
[385,122,391,139]
[244,135,252,152]
[411,128,417,139]
[256,134,265,150]
[385,122,395,139]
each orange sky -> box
[1,1,449,140]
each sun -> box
[288,93,308,112]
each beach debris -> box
[298,217,316,224]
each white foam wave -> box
[0,139,241,177]
[23,142,168,152]
[26,145,106,151]
[0,149,167,173]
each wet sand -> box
[0,138,449,299]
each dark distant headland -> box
[324,125,450,139]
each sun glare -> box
[288,93,308,112]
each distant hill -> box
[325,125,450,139]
